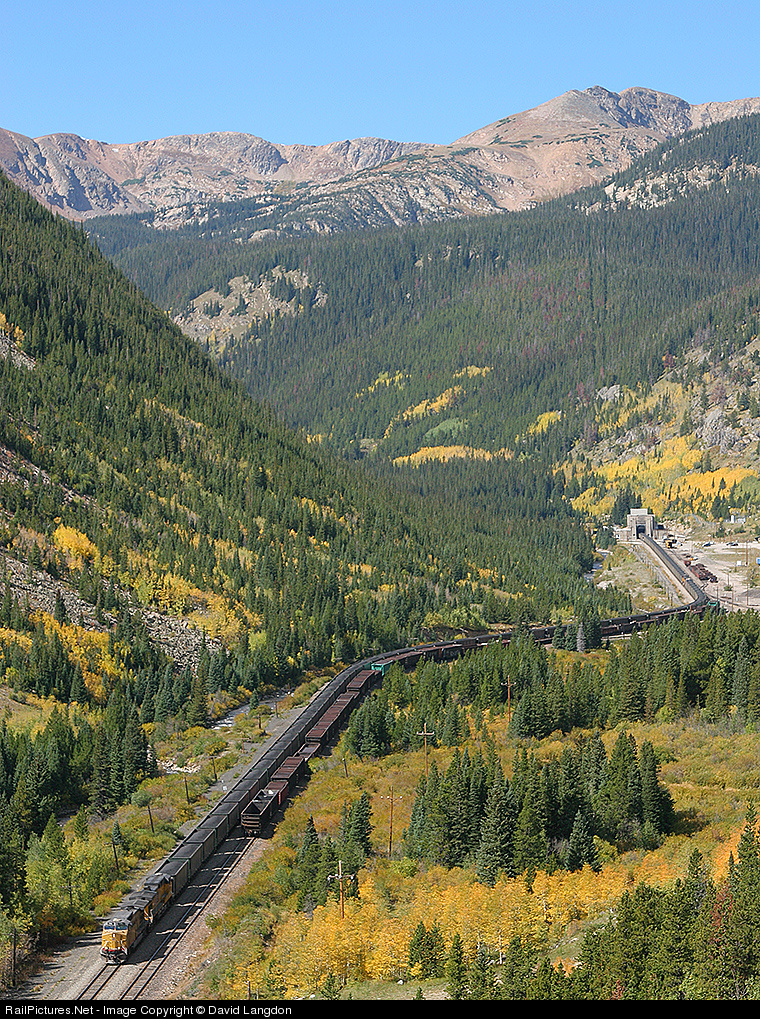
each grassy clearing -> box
[594,544,671,611]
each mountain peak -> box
[2,86,759,227]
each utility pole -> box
[416,723,435,779]
[379,787,399,857]
[388,786,394,858]
[328,859,355,919]
[501,674,512,725]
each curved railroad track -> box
[75,535,710,996]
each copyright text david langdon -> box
[4,1008,293,1019]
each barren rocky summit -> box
[3,86,759,229]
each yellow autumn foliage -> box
[53,525,97,564]
[0,311,24,342]
[207,703,760,1000]
[528,410,562,435]
[394,445,497,466]
[35,616,122,701]
[572,429,759,519]
[0,611,122,705]
[453,365,492,379]
[116,544,255,641]
[401,387,463,422]
[268,860,634,997]
[0,626,32,652]
[356,371,407,399]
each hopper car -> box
[102,535,709,960]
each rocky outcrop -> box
[700,407,741,456]
[591,86,694,133]
[0,544,221,675]
[0,127,426,220]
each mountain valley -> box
[5,88,760,1001]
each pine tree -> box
[731,801,760,988]
[422,923,446,979]
[644,879,696,998]
[732,637,752,721]
[73,804,89,841]
[468,946,494,999]
[526,957,555,1000]
[42,812,66,861]
[564,623,577,651]
[109,731,124,807]
[566,809,599,872]
[409,921,445,979]
[69,665,87,705]
[90,724,111,813]
[500,936,536,999]
[747,662,760,728]
[704,657,729,721]
[475,777,514,885]
[122,707,143,798]
[512,765,547,876]
[640,740,672,835]
[576,622,586,653]
[186,671,209,727]
[314,836,338,906]
[54,590,68,625]
[445,934,468,1000]
[320,973,340,1000]
[409,922,427,973]
[348,792,373,857]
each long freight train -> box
[101,538,709,961]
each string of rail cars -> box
[100,537,709,962]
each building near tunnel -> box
[625,508,657,541]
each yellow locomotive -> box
[101,874,172,962]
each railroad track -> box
[77,831,256,1001]
[85,546,711,987]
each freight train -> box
[101,537,709,961]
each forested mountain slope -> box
[0,170,608,672]
[0,168,628,787]
[85,113,760,483]
[0,167,646,950]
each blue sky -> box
[4,0,760,145]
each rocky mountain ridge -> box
[3,86,760,230]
